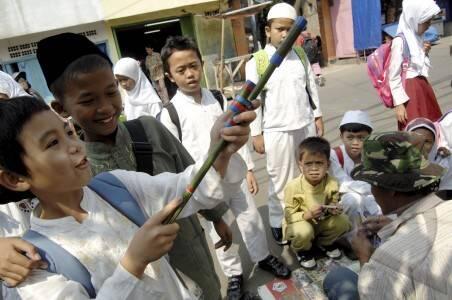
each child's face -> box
[59,68,122,142]
[265,18,294,48]
[299,151,329,186]
[340,130,370,161]
[166,49,203,96]
[19,110,91,194]
[418,18,432,36]
[116,74,136,91]
[413,128,435,158]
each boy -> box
[35,32,225,299]
[0,96,255,299]
[284,137,351,269]
[159,36,290,299]
[329,110,382,217]
[245,2,323,244]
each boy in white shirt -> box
[245,3,323,244]
[159,36,291,300]
[0,96,255,299]
[329,111,381,218]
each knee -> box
[287,222,314,243]
[326,215,352,234]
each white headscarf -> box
[113,57,162,119]
[397,0,440,73]
[0,71,29,98]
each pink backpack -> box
[367,35,410,108]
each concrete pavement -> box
[206,36,452,298]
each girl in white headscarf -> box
[0,71,29,99]
[389,0,441,130]
[114,57,162,120]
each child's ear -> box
[165,72,176,83]
[0,170,31,192]
[51,100,70,119]
[265,25,271,38]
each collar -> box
[264,44,277,56]
[377,193,443,241]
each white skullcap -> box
[267,3,297,21]
[340,110,373,129]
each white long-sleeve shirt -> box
[388,37,432,106]
[329,145,372,195]
[15,159,245,300]
[160,89,255,170]
[245,44,322,136]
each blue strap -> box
[22,230,97,298]
[88,172,147,227]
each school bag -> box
[333,146,345,169]
[254,46,317,110]
[123,118,154,175]
[367,34,410,108]
[157,90,224,142]
[22,172,147,298]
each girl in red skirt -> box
[388,0,442,130]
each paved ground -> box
[204,36,452,298]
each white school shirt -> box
[15,159,245,300]
[329,145,372,195]
[388,37,432,106]
[159,89,255,170]
[245,44,322,136]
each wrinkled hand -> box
[252,135,265,154]
[362,215,392,234]
[0,237,45,287]
[213,219,233,252]
[328,204,343,215]
[304,205,323,221]
[122,199,181,278]
[394,104,408,125]
[246,170,259,195]
[315,117,324,137]
[210,101,259,176]
[351,228,375,265]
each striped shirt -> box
[358,194,452,299]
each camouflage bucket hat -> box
[351,131,444,192]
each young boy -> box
[329,110,382,217]
[35,32,226,299]
[245,2,323,244]
[159,36,290,299]
[0,96,254,299]
[284,137,351,269]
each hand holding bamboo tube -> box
[163,16,308,224]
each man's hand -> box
[246,170,259,195]
[351,228,375,266]
[122,199,181,278]
[315,117,324,137]
[362,215,392,234]
[210,101,259,176]
[394,104,408,125]
[252,135,265,154]
[0,237,45,287]
[303,205,323,221]
[213,219,233,252]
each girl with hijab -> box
[114,57,162,120]
[405,117,452,199]
[389,0,442,130]
[0,71,28,99]
[12,71,45,101]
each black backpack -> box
[157,90,224,142]
[123,119,154,175]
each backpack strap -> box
[333,146,345,169]
[160,102,182,142]
[253,49,269,80]
[209,89,225,111]
[293,46,317,110]
[123,119,154,175]
[88,172,147,227]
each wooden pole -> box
[219,18,225,91]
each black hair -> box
[297,136,331,161]
[340,123,373,134]
[0,97,50,176]
[161,36,202,74]
[50,54,112,103]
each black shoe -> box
[226,275,243,300]
[258,255,291,279]
[296,250,317,269]
[271,227,288,245]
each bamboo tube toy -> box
[163,16,308,224]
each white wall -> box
[0,0,103,40]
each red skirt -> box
[398,76,442,130]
